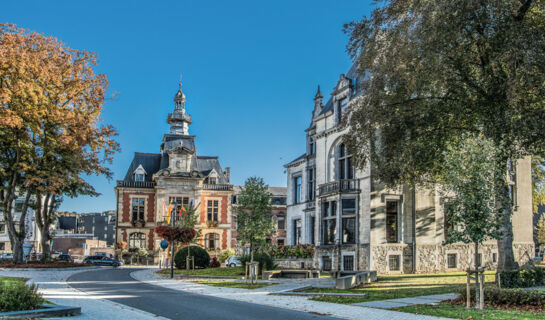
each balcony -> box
[199,184,233,191]
[318,179,360,196]
[305,201,316,210]
[116,180,156,188]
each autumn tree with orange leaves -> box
[0,24,119,263]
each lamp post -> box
[170,201,177,279]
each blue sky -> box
[1,1,373,213]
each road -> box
[67,268,341,320]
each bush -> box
[257,244,314,259]
[499,267,545,288]
[210,257,221,268]
[174,246,210,269]
[0,282,42,312]
[240,253,276,273]
[460,287,545,308]
[219,249,235,263]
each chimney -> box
[224,167,230,183]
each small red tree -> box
[154,226,196,244]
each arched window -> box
[205,233,220,249]
[337,143,354,180]
[129,232,146,249]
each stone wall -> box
[274,258,315,269]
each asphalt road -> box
[67,268,341,320]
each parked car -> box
[55,254,73,262]
[0,253,13,261]
[225,256,241,267]
[29,252,43,261]
[84,255,121,267]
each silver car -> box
[225,256,241,267]
[0,253,13,261]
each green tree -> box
[344,0,545,272]
[533,157,545,213]
[537,215,545,248]
[236,177,275,262]
[440,134,502,307]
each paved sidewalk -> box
[353,293,459,309]
[132,268,453,320]
[0,267,168,320]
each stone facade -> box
[115,80,235,261]
[285,66,535,274]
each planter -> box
[274,258,315,269]
[0,304,80,319]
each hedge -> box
[460,287,545,308]
[174,246,210,269]
[498,267,545,288]
[257,245,314,259]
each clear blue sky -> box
[1,0,373,213]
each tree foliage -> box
[236,177,275,261]
[154,226,196,244]
[0,23,119,262]
[344,0,545,271]
[532,157,545,214]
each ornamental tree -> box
[344,0,545,271]
[236,177,275,262]
[154,225,196,245]
[0,23,118,263]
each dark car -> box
[55,254,73,262]
[84,255,121,267]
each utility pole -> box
[170,202,177,279]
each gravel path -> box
[132,268,453,320]
[0,267,168,320]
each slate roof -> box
[319,63,361,116]
[196,156,229,184]
[161,134,196,153]
[284,153,306,167]
[123,152,161,182]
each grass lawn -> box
[0,276,28,285]
[157,267,245,278]
[397,302,545,320]
[307,271,496,304]
[192,280,272,289]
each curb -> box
[0,304,80,319]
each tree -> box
[0,23,118,263]
[532,157,545,214]
[440,134,502,308]
[236,177,275,262]
[344,0,545,271]
[537,215,545,247]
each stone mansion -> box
[284,65,535,274]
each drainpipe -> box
[412,188,416,274]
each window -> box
[386,201,399,243]
[0,242,4,251]
[307,167,315,201]
[293,219,302,245]
[389,255,400,271]
[207,200,219,222]
[131,198,145,222]
[169,197,190,216]
[129,232,146,249]
[134,173,144,182]
[277,239,285,246]
[0,223,5,233]
[14,200,23,213]
[337,144,354,180]
[293,176,302,204]
[509,184,517,206]
[277,217,285,230]
[342,218,356,244]
[342,199,356,215]
[447,253,457,269]
[310,216,315,244]
[337,97,347,123]
[322,256,332,271]
[322,201,337,245]
[343,255,354,271]
[492,252,498,263]
[309,139,316,155]
[205,233,220,249]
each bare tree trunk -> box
[474,243,481,309]
[495,157,517,272]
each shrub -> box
[240,253,276,273]
[499,267,545,288]
[460,287,545,308]
[219,249,235,263]
[210,257,221,268]
[174,246,210,269]
[256,244,314,259]
[0,282,42,312]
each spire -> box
[314,85,323,100]
[168,75,192,135]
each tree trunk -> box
[495,157,517,272]
[12,237,24,264]
[40,226,50,260]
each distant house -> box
[0,194,41,254]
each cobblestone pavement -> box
[0,267,168,320]
[133,268,453,320]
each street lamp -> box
[170,201,177,279]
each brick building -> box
[115,80,235,260]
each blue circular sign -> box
[160,240,169,251]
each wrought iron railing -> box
[116,180,156,188]
[318,179,360,196]
[200,184,233,191]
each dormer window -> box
[209,177,217,184]
[135,174,145,182]
[133,164,147,182]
